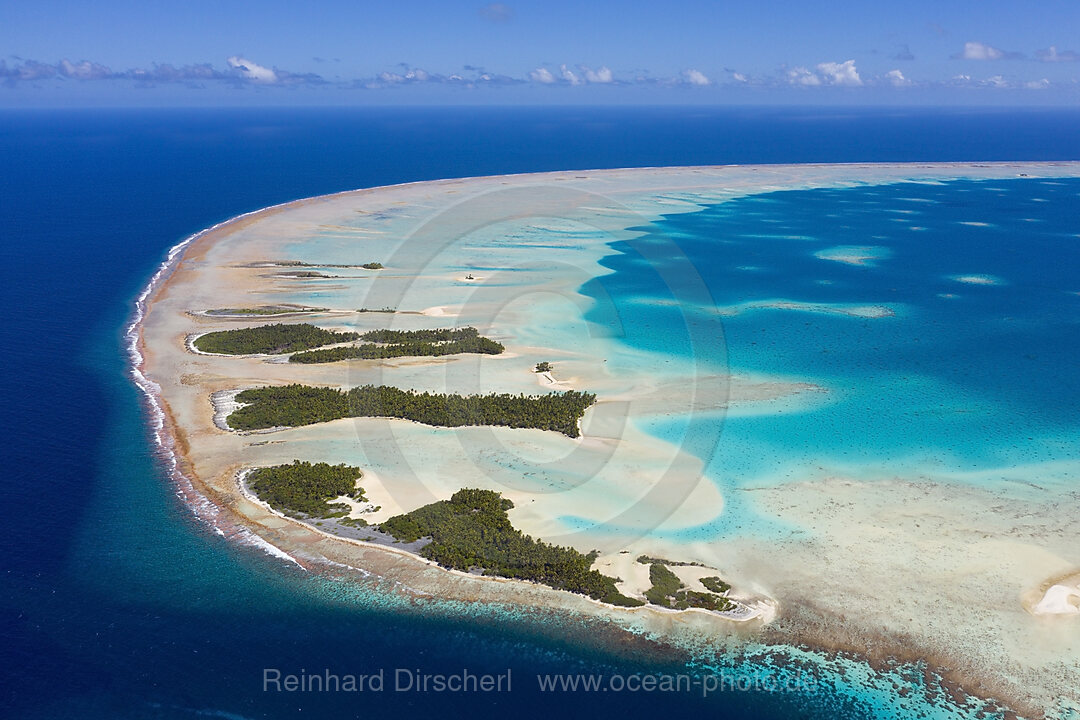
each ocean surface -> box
[2,106,1079,719]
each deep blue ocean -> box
[2,106,1079,719]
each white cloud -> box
[529,67,556,84]
[955,41,1022,61]
[582,65,613,83]
[1025,78,1051,90]
[732,72,748,83]
[683,69,710,86]
[817,60,862,86]
[985,75,1009,88]
[962,41,1003,60]
[58,59,112,80]
[787,66,821,86]
[1037,46,1080,62]
[885,69,911,87]
[227,56,278,83]
[559,64,582,85]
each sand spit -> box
[136,163,1080,718]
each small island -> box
[192,323,359,355]
[225,384,597,438]
[247,460,365,517]
[289,327,504,363]
[190,323,505,362]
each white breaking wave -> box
[124,204,308,570]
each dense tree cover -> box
[247,460,364,517]
[644,562,683,605]
[534,361,553,373]
[636,554,705,567]
[380,489,643,607]
[227,384,595,438]
[701,576,731,594]
[193,323,359,355]
[357,327,486,344]
[289,327,503,363]
[268,260,382,269]
[277,270,330,278]
[643,562,734,611]
[290,336,503,363]
[205,306,327,316]
[669,590,735,612]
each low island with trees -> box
[379,488,644,607]
[192,323,359,355]
[203,305,329,317]
[643,562,735,612]
[289,327,504,363]
[246,460,365,518]
[226,383,596,438]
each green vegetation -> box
[277,270,331,278]
[380,489,643,606]
[264,260,382,269]
[193,323,359,355]
[226,384,596,438]
[670,590,734,612]
[534,361,553,373]
[636,554,706,567]
[289,327,503,363]
[644,562,683,605]
[701,576,731,594]
[247,460,364,517]
[205,306,328,316]
[643,562,735,612]
[355,327,484,344]
[357,307,396,313]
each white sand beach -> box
[137,163,1080,718]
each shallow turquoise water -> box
[581,178,1080,540]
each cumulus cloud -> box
[227,56,278,83]
[786,66,821,86]
[683,69,710,86]
[58,59,113,80]
[885,69,912,87]
[559,64,582,85]
[582,65,613,83]
[527,64,618,85]
[0,55,325,88]
[0,59,58,84]
[479,3,513,22]
[947,74,1040,90]
[129,63,227,85]
[817,59,862,86]
[955,41,1022,60]
[1037,46,1080,62]
[529,67,556,84]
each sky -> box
[2,0,1079,107]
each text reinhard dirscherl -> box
[262,668,817,697]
